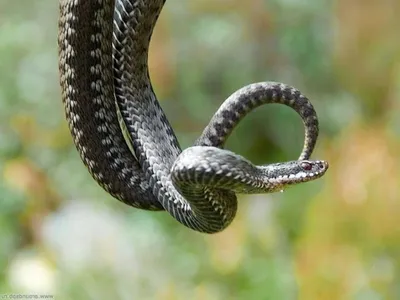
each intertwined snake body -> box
[58,0,328,233]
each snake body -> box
[58,0,328,233]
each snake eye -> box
[301,162,312,171]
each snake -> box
[58,0,329,233]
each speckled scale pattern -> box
[196,82,319,160]
[113,0,237,233]
[58,0,162,210]
[58,0,328,233]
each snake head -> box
[261,159,329,191]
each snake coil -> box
[58,0,328,233]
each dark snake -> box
[58,0,329,233]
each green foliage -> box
[1,0,399,299]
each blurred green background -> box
[1,0,400,299]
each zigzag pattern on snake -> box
[58,0,329,233]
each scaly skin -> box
[58,0,329,233]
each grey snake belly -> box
[58,0,329,233]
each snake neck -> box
[172,147,328,195]
[196,82,319,161]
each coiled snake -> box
[58,0,329,233]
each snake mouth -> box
[271,170,324,184]
[265,160,329,187]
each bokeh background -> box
[1,0,400,299]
